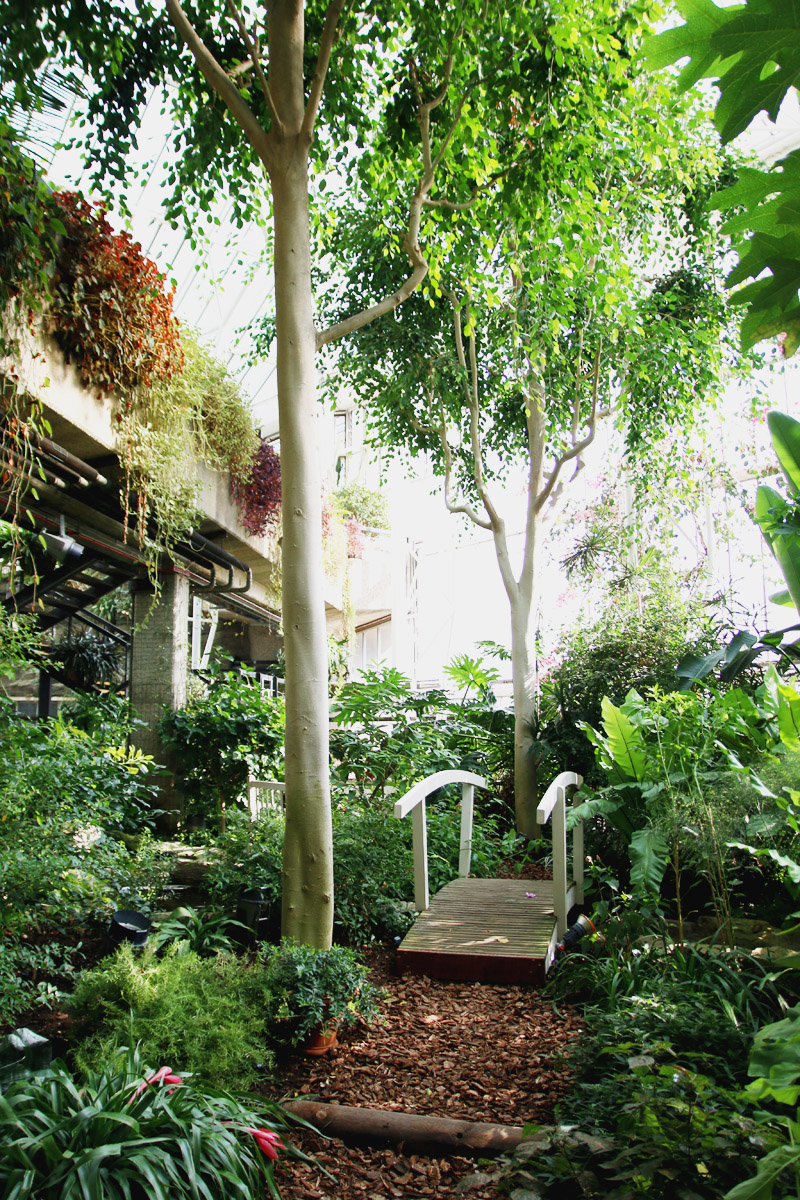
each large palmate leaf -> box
[642,0,800,142]
[641,0,800,355]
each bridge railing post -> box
[394,770,487,912]
[459,782,475,878]
[536,771,584,941]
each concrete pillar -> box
[129,570,190,828]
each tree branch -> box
[316,36,462,349]
[535,343,603,515]
[226,0,283,136]
[302,0,348,143]
[165,0,273,168]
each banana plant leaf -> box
[769,410,800,496]
[629,827,669,895]
[600,697,647,781]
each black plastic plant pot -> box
[109,910,151,947]
[237,886,266,932]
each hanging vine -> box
[0,125,262,582]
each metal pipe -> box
[32,434,108,486]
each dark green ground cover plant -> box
[491,927,794,1199]
[0,1045,299,1200]
[69,944,277,1093]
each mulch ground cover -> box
[273,945,583,1200]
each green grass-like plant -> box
[0,1045,297,1199]
[69,944,276,1092]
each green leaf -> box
[629,827,669,895]
[769,410,800,494]
[600,697,647,780]
[642,0,800,142]
[725,1145,800,1199]
[675,648,725,688]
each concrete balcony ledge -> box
[4,328,280,594]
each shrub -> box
[231,436,281,536]
[0,705,169,933]
[159,666,284,829]
[0,1045,295,1200]
[330,664,514,805]
[535,578,719,783]
[0,939,80,1029]
[260,938,380,1047]
[69,944,276,1093]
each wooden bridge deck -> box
[396,878,557,986]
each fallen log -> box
[283,1100,524,1156]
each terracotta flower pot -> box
[301,1017,339,1057]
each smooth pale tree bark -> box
[434,300,600,837]
[163,0,443,943]
[164,0,337,944]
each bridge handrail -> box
[393,770,488,913]
[536,771,584,941]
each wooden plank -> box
[396,878,556,986]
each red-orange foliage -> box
[50,191,183,395]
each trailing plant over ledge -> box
[0,128,261,574]
[48,190,183,395]
[232,436,281,536]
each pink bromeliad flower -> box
[131,1065,184,1099]
[245,1127,285,1161]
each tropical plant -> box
[329,663,514,805]
[69,943,277,1093]
[724,1006,800,1198]
[535,577,719,784]
[643,0,800,355]
[150,906,247,957]
[46,629,121,690]
[0,1045,295,1199]
[259,938,380,1048]
[755,411,800,617]
[573,685,781,941]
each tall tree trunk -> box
[269,0,333,948]
[509,574,538,839]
